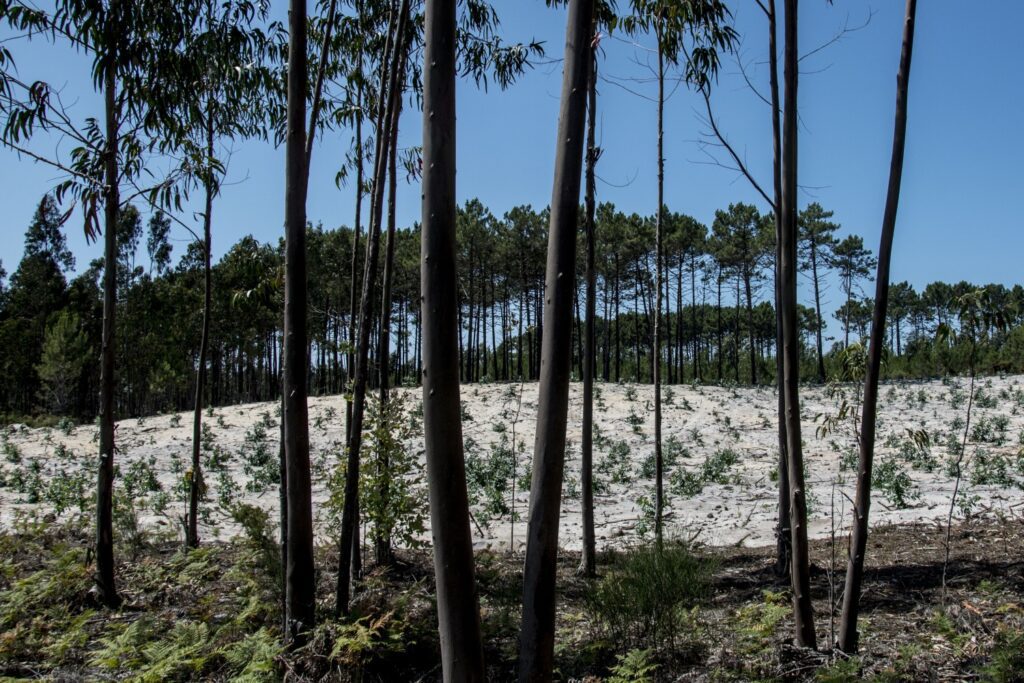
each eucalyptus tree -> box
[839,0,918,653]
[621,0,735,542]
[335,0,545,612]
[280,0,318,645]
[798,202,838,382]
[2,0,210,607]
[779,0,816,649]
[518,0,594,678]
[832,234,876,347]
[420,0,486,676]
[373,6,412,565]
[337,0,409,616]
[184,0,277,550]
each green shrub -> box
[586,542,713,650]
[873,459,918,508]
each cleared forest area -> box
[4,377,1024,551]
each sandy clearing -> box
[3,375,1023,552]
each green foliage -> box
[586,542,713,650]
[360,392,427,549]
[598,439,634,485]
[970,449,1013,487]
[0,543,92,661]
[873,458,918,508]
[671,447,739,497]
[240,421,277,493]
[230,503,281,583]
[608,647,658,683]
[734,589,789,656]
[815,656,862,682]
[219,627,282,682]
[36,311,90,415]
[979,626,1024,682]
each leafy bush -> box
[586,542,713,650]
[360,392,427,549]
[873,459,918,508]
[970,449,1013,487]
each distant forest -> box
[3,193,1022,423]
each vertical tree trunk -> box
[766,0,792,579]
[95,25,121,608]
[518,1,593,678]
[780,0,816,649]
[282,0,315,644]
[421,0,487,677]
[187,110,215,549]
[811,242,826,382]
[838,0,916,654]
[652,21,665,544]
[691,254,700,381]
[337,0,408,615]
[745,271,756,385]
[578,37,598,579]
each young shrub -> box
[873,458,918,509]
[586,542,713,651]
[360,392,427,550]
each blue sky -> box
[2,1,1022,342]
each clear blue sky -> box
[2,1,1022,343]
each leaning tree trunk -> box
[187,110,215,549]
[282,0,316,645]
[95,28,121,608]
[578,36,598,579]
[838,0,917,654]
[518,0,594,679]
[420,0,486,678]
[336,0,408,616]
[780,0,816,650]
[766,0,791,579]
[375,40,407,566]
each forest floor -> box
[2,375,1024,550]
[1,376,1024,679]
[0,517,1022,681]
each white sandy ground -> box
[2,376,1024,553]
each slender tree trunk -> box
[518,1,593,678]
[375,43,407,566]
[745,271,756,385]
[811,242,826,381]
[421,0,486,677]
[716,272,723,380]
[282,0,315,645]
[95,28,121,608]
[187,111,215,549]
[691,254,700,381]
[614,255,621,382]
[337,0,408,615]
[653,21,665,544]
[578,38,598,579]
[765,0,791,579]
[781,0,816,649]
[838,0,916,654]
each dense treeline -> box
[2,194,1023,423]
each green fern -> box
[608,648,657,683]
